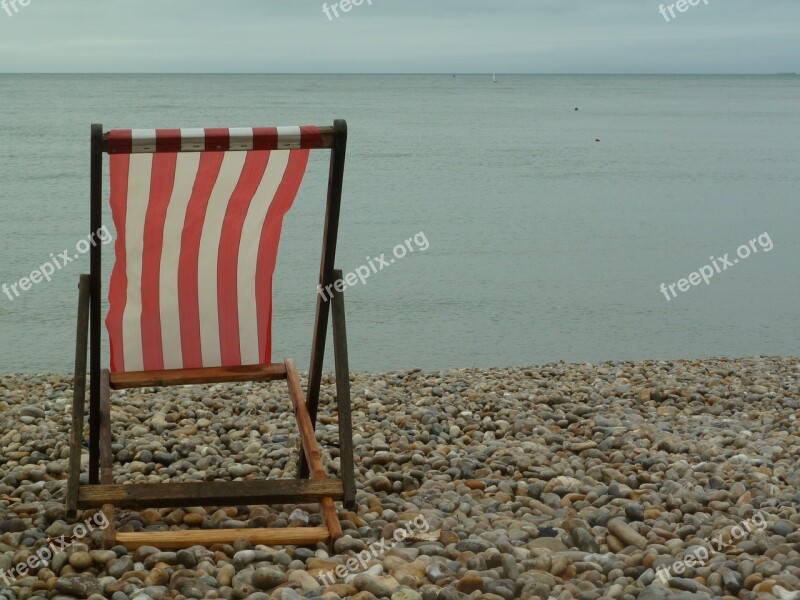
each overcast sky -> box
[1,0,798,73]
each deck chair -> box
[65,121,356,550]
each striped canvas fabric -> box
[105,127,317,373]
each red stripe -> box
[255,150,310,363]
[216,151,271,366]
[106,130,132,154]
[156,129,182,153]
[177,153,225,368]
[106,153,131,372]
[252,127,279,151]
[300,126,323,148]
[205,128,230,152]
[139,153,177,372]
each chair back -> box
[104,126,328,373]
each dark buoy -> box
[575,107,579,111]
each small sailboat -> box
[493,73,498,84]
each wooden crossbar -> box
[115,527,331,550]
[78,478,344,510]
[109,363,287,389]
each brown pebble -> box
[744,573,763,589]
[607,519,648,550]
[754,581,774,593]
[439,531,459,545]
[606,534,626,553]
[644,508,663,520]
[456,571,483,594]
[327,584,358,596]
[183,513,205,526]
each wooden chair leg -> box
[285,359,343,541]
[99,370,116,548]
[67,274,91,519]
[331,271,356,510]
[301,289,331,480]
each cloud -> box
[0,0,797,73]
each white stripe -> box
[158,152,201,370]
[229,127,254,151]
[196,152,248,367]
[181,128,206,152]
[237,151,291,364]
[276,126,302,150]
[120,153,153,372]
[131,129,157,154]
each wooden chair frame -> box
[65,120,357,549]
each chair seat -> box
[109,362,287,389]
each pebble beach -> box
[1,356,799,600]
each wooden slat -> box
[110,363,287,389]
[116,526,331,550]
[98,370,117,549]
[303,289,330,479]
[99,370,113,483]
[66,274,91,518]
[89,125,103,485]
[331,274,357,510]
[286,360,325,479]
[303,119,347,479]
[101,503,116,550]
[78,478,343,510]
[285,359,343,540]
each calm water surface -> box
[1,74,798,373]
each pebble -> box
[1,357,798,600]
[354,573,401,597]
[334,535,367,554]
[607,519,648,550]
[251,566,286,590]
[68,551,93,569]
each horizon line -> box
[0,72,796,76]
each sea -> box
[1,74,798,374]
